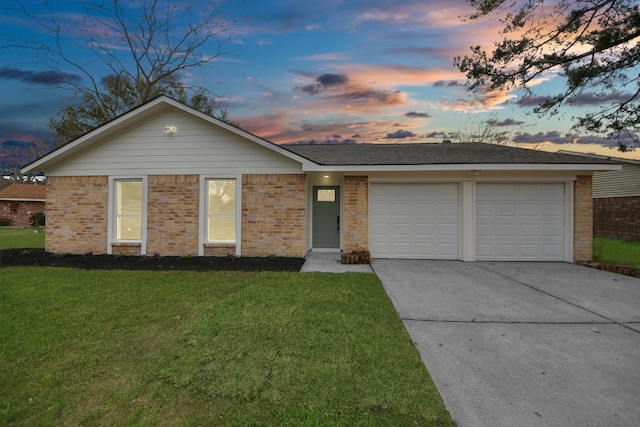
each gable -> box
[45,109,304,176]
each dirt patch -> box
[0,248,305,272]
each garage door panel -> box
[496,224,517,237]
[520,224,540,237]
[438,202,458,215]
[476,183,565,261]
[497,204,517,217]
[497,244,517,258]
[370,183,459,259]
[543,244,562,256]
[520,204,540,216]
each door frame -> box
[312,185,341,249]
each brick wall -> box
[146,174,200,256]
[573,175,593,262]
[594,196,640,240]
[242,174,307,257]
[46,176,109,254]
[0,200,45,227]
[343,175,369,253]
[203,244,236,257]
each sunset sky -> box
[1,0,638,160]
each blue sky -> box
[1,0,637,159]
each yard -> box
[593,237,640,266]
[0,229,454,426]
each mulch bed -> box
[0,248,305,272]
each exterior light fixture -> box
[323,175,330,178]
[164,126,177,135]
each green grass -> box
[0,228,45,250]
[593,237,640,266]
[0,267,453,426]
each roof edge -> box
[302,163,622,172]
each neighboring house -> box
[0,183,46,227]
[559,151,640,240]
[22,96,619,262]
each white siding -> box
[593,163,640,198]
[48,110,303,176]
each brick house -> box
[559,151,640,241]
[22,96,619,262]
[0,183,46,227]
[593,158,640,241]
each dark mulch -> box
[0,248,305,272]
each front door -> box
[312,186,340,248]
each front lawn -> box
[0,267,453,426]
[593,237,640,266]
[0,227,44,250]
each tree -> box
[454,0,640,151]
[5,0,239,144]
[453,114,517,145]
[49,74,238,143]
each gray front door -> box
[312,186,340,248]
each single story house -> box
[22,96,620,262]
[0,183,46,227]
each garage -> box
[475,183,565,261]
[369,183,459,259]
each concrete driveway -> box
[371,260,640,427]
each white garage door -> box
[370,183,459,259]
[476,183,565,261]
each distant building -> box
[559,151,640,240]
[0,183,46,227]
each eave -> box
[302,163,622,173]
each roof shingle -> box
[0,183,46,200]
[283,142,618,166]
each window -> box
[317,189,336,202]
[206,179,236,242]
[115,180,143,240]
[10,202,18,213]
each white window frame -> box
[108,176,148,254]
[199,176,242,256]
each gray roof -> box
[282,142,619,166]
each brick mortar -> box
[242,174,306,257]
[574,175,593,262]
[146,174,200,256]
[343,176,369,253]
[594,196,640,240]
[46,176,109,254]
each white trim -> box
[0,198,46,202]
[460,181,476,262]
[107,176,148,255]
[199,175,242,256]
[564,181,574,263]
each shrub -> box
[341,249,371,264]
[29,212,45,227]
[0,217,11,226]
